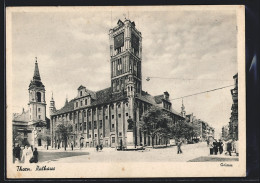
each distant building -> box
[229,73,238,140]
[50,19,184,148]
[12,59,50,147]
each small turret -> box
[49,92,56,115]
[181,98,186,118]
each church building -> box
[50,19,184,148]
[12,59,50,148]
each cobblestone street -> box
[37,142,238,163]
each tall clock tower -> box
[109,19,142,95]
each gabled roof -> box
[13,110,29,122]
[53,99,75,115]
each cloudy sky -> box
[9,7,238,138]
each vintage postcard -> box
[6,5,246,178]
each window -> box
[85,99,87,105]
[36,92,41,102]
[112,124,115,128]
[88,122,91,129]
[89,134,91,138]
[100,133,103,138]
[112,137,115,143]
[118,104,121,108]
[76,102,78,107]
[95,134,97,137]
[118,114,121,118]
[94,121,97,129]
[99,120,102,128]
[112,115,114,119]
[105,116,108,120]
[119,132,122,136]
[38,115,41,119]
[80,91,82,96]
[126,113,128,117]
[80,101,83,106]
[83,122,87,130]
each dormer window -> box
[76,102,78,107]
[85,99,87,105]
[80,91,83,96]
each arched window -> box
[36,92,41,102]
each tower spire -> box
[181,98,186,118]
[33,57,41,81]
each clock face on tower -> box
[114,33,124,50]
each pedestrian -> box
[213,139,218,155]
[99,144,103,151]
[218,139,224,155]
[96,144,99,152]
[227,140,232,156]
[33,148,38,163]
[209,140,214,155]
[22,145,32,163]
[13,144,21,163]
[71,143,73,151]
[177,139,183,154]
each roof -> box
[154,94,164,104]
[13,110,29,122]
[53,87,128,115]
[53,87,183,118]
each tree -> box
[55,123,72,151]
[169,120,201,143]
[140,106,172,147]
[12,127,26,146]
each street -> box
[38,142,239,163]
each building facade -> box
[50,19,184,148]
[229,73,238,140]
[12,59,50,147]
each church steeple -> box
[33,57,41,81]
[28,57,46,125]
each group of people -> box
[13,144,38,163]
[209,139,224,155]
[96,144,103,152]
[208,139,238,156]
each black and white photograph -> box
[6,6,246,178]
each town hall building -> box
[50,19,184,148]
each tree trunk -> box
[64,138,67,151]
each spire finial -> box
[51,91,54,100]
[35,56,37,63]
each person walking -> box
[99,144,103,151]
[227,140,232,156]
[96,144,99,152]
[218,139,224,155]
[71,143,74,151]
[213,139,218,155]
[13,144,21,163]
[177,139,183,154]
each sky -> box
[10,7,238,138]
